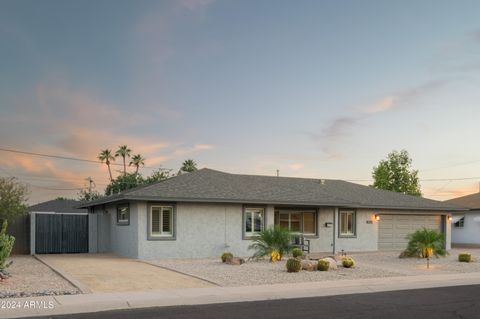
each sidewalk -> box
[2,272,480,318]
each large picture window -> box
[244,207,264,237]
[116,204,130,225]
[274,210,317,235]
[339,210,356,237]
[150,206,173,238]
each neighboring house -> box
[78,168,463,259]
[445,193,480,247]
[29,199,89,254]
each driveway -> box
[38,254,213,293]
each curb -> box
[33,255,92,294]
[137,259,221,286]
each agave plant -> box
[405,227,447,268]
[248,226,292,261]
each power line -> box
[0,147,172,171]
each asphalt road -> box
[44,285,480,319]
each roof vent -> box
[320,179,325,185]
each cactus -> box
[221,252,233,263]
[0,220,15,271]
[342,256,355,268]
[292,248,303,258]
[317,259,330,271]
[286,258,302,273]
[458,253,472,263]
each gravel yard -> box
[153,249,480,287]
[0,256,80,298]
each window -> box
[150,206,173,238]
[339,210,356,237]
[116,204,130,225]
[454,217,465,228]
[244,207,264,237]
[274,210,317,235]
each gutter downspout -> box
[332,207,337,255]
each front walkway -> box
[2,272,480,318]
[37,254,213,293]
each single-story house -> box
[445,193,480,247]
[78,168,463,259]
[28,199,88,254]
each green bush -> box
[342,257,355,268]
[221,252,233,263]
[286,258,302,273]
[0,221,15,271]
[458,253,472,263]
[248,226,292,260]
[292,248,303,258]
[405,228,447,269]
[317,259,330,271]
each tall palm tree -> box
[129,154,145,175]
[179,159,197,174]
[98,149,115,182]
[115,145,132,175]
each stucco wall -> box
[88,212,98,253]
[138,202,276,259]
[313,208,334,253]
[334,209,378,252]
[451,212,480,245]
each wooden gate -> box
[35,214,88,254]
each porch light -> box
[448,216,453,222]
[374,215,380,221]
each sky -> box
[1,0,480,204]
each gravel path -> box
[153,249,480,287]
[0,256,80,298]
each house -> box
[445,193,480,247]
[28,199,88,254]
[78,168,463,259]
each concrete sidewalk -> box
[2,272,480,318]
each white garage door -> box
[378,215,442,250]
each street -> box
[42,284,480,319]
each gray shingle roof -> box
[79,168,464,211]
[445,193,480,210]
[29,199,87,214]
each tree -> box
[129,154,145,175]
[115,145,132,176]
[98,149,115,182]
[77,189,101,202]
[372,150,421,196]
[0,178,28,225]
[405,228,446,269]
[143,169,172,184]
[248,226,292,261]
[179,159,197,174]
[105,172,144,195]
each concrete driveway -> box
[37,254,213,293]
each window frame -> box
[243,206,266,239]
[454,217,465,228]
[116,203,130,226]
[148,203,176,240]
[274,209,318,237]
[338,209,356,238]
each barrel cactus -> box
[317,259,330,271]
[342,256,355,268]
[221,252,233,263]
[292,248,303,258]
[286,258,302,273]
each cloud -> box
[289,163,304,171]
[194,143,215,150]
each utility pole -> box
[276,169,279,177]
[86,177,95,193]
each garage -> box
[378,214,443,250]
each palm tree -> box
[129,154,145,175]
[115,145,132,175]
[405,227,447,269]
[179,159,197,174]
[248,226,292,261]
[98,149,115,182]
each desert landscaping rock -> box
[0,256,79,298]
[322,257,338,270]
[301,260,317,271]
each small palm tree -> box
[248,226,292,261]
[405,227,447,269]
[179,159,198,174]
[115,145,132,175]
[129,154,145,175]
[98,149,115,182]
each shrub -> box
[405,228,447,269]
[221,252,233,263]
[292,248,303,258]
[317,259,330,271]
[248,226,292,260]
[458,253,472,263]
[286,258,302,273]
[342,257,355,268]
[0,221,15,271]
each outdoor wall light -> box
[374,214,380,221]
[448,216,453,222]
[324,222,333,228]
